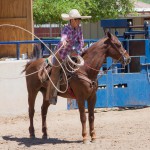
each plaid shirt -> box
[57,24,84,60]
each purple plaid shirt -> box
[57,24,84,60]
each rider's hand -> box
[76,49,82,55]
[62,40,67,47]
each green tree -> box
[33,0,135,24]
[138,0,150,4]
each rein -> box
[84,56,123,81]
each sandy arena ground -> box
[0,105,150,150]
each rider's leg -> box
[45,53,62,104]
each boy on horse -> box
[46,9,91,104]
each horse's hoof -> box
[42,135,48,139]
[30,135,35,139]
[91,138,97,143]
[83,139,90,144]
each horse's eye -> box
[116,43,121,48]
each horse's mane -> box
[81,44,95,57]
[81,38,105,57]
[81,50,87,57]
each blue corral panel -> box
[111,74,149,107]
[96,56,150,108]
[96,75,107,107]
[112,73,150,107]
[101,19,132,28]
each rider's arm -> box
[60,26,70,47]
[76,27,84,54]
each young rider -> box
[46,9,91,104]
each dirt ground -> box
[0,107,150,150]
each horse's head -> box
[105,32,131,66]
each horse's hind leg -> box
[28,90,38,138]
[87,94,96,142]
[77,100,87,143]
[41,88,50,139]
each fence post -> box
[16,43,20,60]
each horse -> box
[23,32,131,143]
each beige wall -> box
[0,60,67,115]
[82,22,104,39]
[0,0,33,58]
[82,16,150,39]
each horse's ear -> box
[106,32,112,39]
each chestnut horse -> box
[23,32,130,143]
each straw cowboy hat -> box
[61,9,91,21]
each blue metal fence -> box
[0,39,98,60]
[96,19,150,108]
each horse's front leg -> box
[41,89,50,139]
[77,99,87,143]
[87,94,96,142]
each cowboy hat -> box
[61,9,91,21]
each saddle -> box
[38,54,83,83]
[38,60,52,83]
[38,55,87,99]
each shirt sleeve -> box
[76,27,84,51]
[60,26,68,42]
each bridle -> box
[108,38,130,67]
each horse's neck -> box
[81,41,106,80]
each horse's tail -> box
[21,61,32,74]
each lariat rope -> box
[0,24,70,93]
[0,24,127,92]
[0,24,83,93]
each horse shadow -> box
[2,135,81,147]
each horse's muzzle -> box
[123,56,131,66]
